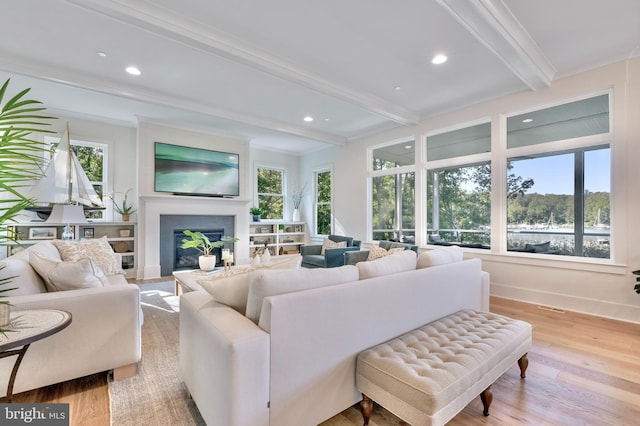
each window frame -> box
[255,164,285,221]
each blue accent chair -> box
[301,235,361,268]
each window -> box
[315,170,332,236]
[426,123,491,246]
[506,94,611,259]
[370,139,415,242]
[256,166,284,220]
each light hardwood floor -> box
[12,295,640,426]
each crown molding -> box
[65,0,419,125]
[0,54,347,147]
[436,0,556,90]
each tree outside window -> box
[315,170,331,235]
[257,167,284,220]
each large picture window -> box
[370,139,415,242]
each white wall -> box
[301,58,640,323]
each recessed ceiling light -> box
[522,118,534,123]
[324,117,329,121]
[125,66,141,76]
[394,86,401,91]
[97,51,107,57]
[303,116,313,122]
[404,144,412,149]
[432,54,448,65]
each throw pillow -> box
[53,237,123,275]
[197,266,257,313]
[320,238,347,255]
[357,249,417,280]
[416,245,464,268]
[366,245,405,261]
[30,251,108,291]
[245,265,359,323]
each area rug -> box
[108,281,205,426]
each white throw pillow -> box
[320,238,346,255]
[53,237,123,275]
[245,265,359,323]
[367,245,404,261]
[357,249,417,280]
[416,246,464,268]
[197,266,257,313]
[197,255,302,313]
[30,251,108,291]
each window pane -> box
[257,168,283,194]
[372,175,397,236]
[427,123,490,161]
[315,170,332,235]
[427,163,491,246]
[317,204,331,235]
[258,194,283,219]
[507,94,609,149]
[372,140,414,170]
[506,147,610,259]
[317,171,331,203]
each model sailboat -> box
[26,123,104,221]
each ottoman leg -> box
[480,385,493,416]
[360,393,373,425]
[518,353,529,378]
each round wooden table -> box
[0,309,72,402]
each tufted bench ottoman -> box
[356,309,532,425]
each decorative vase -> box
[121,214,130,222]
[198,255,216,271]
[292,208,300,222]
[0,304,10,327]
[261,248,271,263]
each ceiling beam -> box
[66,0,420,126]
[436,0,556,90]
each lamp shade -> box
[46,204,87,224]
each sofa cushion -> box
[198,255,303,313]
[53,237,123,275]
[245,265,359,323]
[29,251,109,291]
[416,246,464,268]
[0,257,47,296]
[367,245,404,261]
[321,238,346,255]
[357,250,417,280]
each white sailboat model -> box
[26,123,104,227]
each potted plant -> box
[180,231,238,271]
[0,79,56,328]
[250,206,264,222]
[106,188,136,221]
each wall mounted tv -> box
[154,142,239,197]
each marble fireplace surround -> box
[140,194,251,279]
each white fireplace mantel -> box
[138,194,251,279]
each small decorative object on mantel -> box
[106,188,136,222]
[291,183,307,222]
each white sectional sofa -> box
[0,239,142,397]
[180,247,489,426]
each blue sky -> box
[510,149,610,195]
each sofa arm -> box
[2,284,141,396]
[300,244,322,256]
[344,250,369,265]
[324,246,360,268]
[180,291,270,426]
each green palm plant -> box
[0,78,56,319]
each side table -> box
[0,309,72,402]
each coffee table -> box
[0,309,72,402]
[172,269,223,295]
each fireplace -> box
[158,214,235,276]
[173,229,223,270]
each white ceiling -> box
[1,0,638,155]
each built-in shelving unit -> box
[5,222,137,278]
[249,221,305,257]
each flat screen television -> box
[154,142,239,197]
